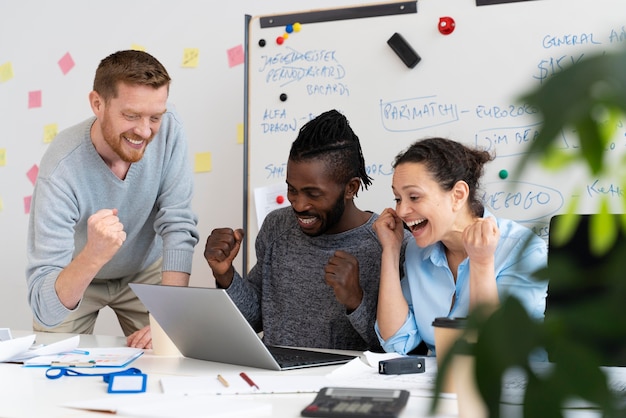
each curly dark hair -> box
[393,137,494,217]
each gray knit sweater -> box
[26,110,199,327]
[227,206,406,352]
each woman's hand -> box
[463,217,499,265]
[373,208,406,253]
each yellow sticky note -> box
[43,123,58,143]
[237,123,244,144]
[131,44,146,52]
[0,148,6,166]
[0,196,3,211]
[182,48,199,68]
[0,62,14,83]
[194,152,212,173]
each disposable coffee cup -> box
[432,317,467,394]
[149,313,182,356]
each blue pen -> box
[69,349,90,355]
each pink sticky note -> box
[28,90,42,109]
[27,164,39,186]
[227,44,245,68]
[24,196,32,214]
[58,52,75,75]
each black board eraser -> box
[387,32,421,68]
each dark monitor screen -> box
[546,214,626,366]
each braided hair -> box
[393,137,494,217]
[289,109,373,194]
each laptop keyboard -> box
[267,345,355,368]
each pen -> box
[217,374,229,387]
[239,372,259,390]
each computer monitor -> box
[546,214,626,366]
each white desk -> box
[0,331,607,418]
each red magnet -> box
[438,17,455,35]
[276,195,285,204]
[276,36,285,45]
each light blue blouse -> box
[375,209,548,355]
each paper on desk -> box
[3,335,80,363]
[0,334,36,362]
[161,372,331,396]
[362,350,403,366]
[63,393,272,417]
[326,351,440,397]
[23,346,143,367]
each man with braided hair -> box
[205,109,409,351]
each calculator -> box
[301,387,410,418]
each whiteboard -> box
[245,0,626,269]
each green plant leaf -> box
[473,298,541,417]
[540,147,579,172]
[550,341,616,412]
[575,115,604,175]
[523,375,564,418]
[589,200,618,255]
[469,49,626,418]
[515,50,626,181]
[550,212,581,247]
[598,107,620,145]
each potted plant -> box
[434,49,626,417]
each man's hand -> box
[127,325,151,349]
[204,228,244,287]
[324,250,363,312]
[54,208,126,309]
[85,208,126,265]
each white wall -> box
[0,0,368,335]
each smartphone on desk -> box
[301,387,410,418]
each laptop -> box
[129,283,356,370]
[546,214,626,366]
